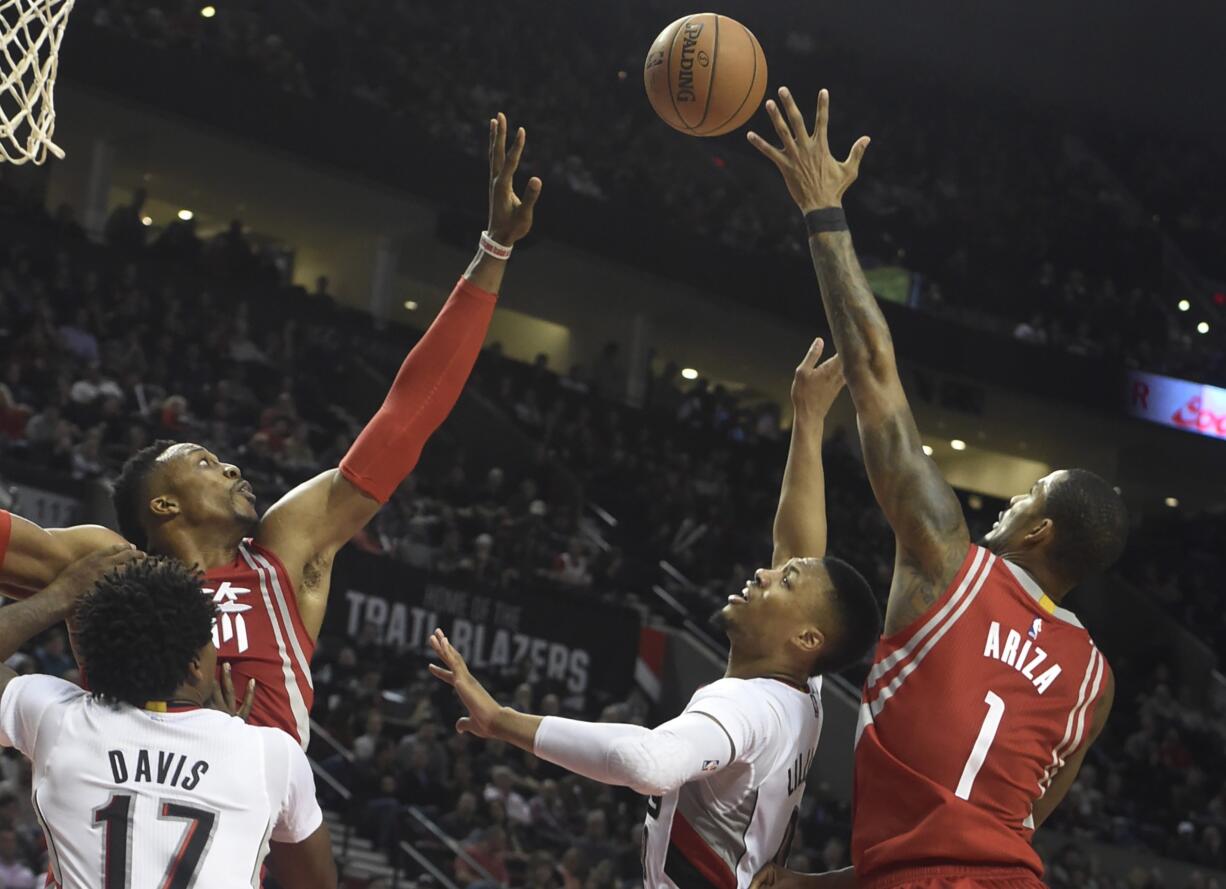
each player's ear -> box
[793,625,824,655]
[149,495,179,518]
[1024,517,1054,547]
[186,653,206,684]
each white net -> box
[0,0,74,165]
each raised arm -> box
[428,630,735,796]
[749,89,969,635]
[255,113,542,637]
[772,338,845,567]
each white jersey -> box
[643,676,824,888]
[0,675,323,889]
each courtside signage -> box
[1126,370,1226,441]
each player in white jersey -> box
[0,548,336,889]
[429,340,882,888]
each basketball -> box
[643,13,768,137]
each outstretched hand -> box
[747,88,870,211]
[487,112,543,246]
[791,337,845,420]
[428,629,504,739]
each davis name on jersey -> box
[853,544,1110,882]
[643,676,823,888]
[106,748,209,791]
[0,675,322,889]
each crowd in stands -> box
[1,97,1226,889]
[82,0,1226,386]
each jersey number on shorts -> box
[93,794,219,889]
[954,690,1005,800]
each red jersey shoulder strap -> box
[863,545,996,711]
[236,540,316,664]
[877,543,991,650]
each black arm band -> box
[804,207,849,236]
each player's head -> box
[112,440,258,550]
[982,469,1128,585]
[717,556,881,677]
[73,557,219,708]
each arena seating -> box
[77,0,1225,387]
[1,160,1225,886]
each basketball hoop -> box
[0,0,74,165]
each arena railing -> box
[403,806,498,884]
[309,719,498,887]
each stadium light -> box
[1165,496,1179,508]
[1177,299,1191,312]
[201,5,216,18]
[403,300,418,311]
[921,444,934,456]
[681,368,699,380]
[177,209,193,221]
[141,216,152,226]
[950,439,967,451]
[1197,321,1210,334]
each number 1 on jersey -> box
[955,690,1005,800]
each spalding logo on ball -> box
[644,13,767,137]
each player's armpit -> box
[857,406,970,636]
[1032,665,1115,829]
[267,824,337,889]
[255,469,378,637]
[2,514,126,591]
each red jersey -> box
[203,540,315,748]
[852,544,1110,884]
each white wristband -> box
[479,230,513,260]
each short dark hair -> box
[111,440,176,550]
[811,556,882,676]
[73,557,216,707]
[1044,469,1129,582]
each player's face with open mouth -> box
[982,471,1063,553]
[724,559,822,646]
[156,443,259,529]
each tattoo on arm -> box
[809,232,891,374]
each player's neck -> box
[724,648,807,689]
[1003,553,1073,605]
[166,682,209,708]
[152,524,245,572]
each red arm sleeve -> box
[339,277,497,503]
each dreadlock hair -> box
[809,556,882,676]
[1043,469,1129,582]
[111,440,177,551]
[74,556,217,708]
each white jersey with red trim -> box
[642,677,823,888]
[203,540,315,747]
[0,675,321,889]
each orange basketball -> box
[643,13,767,137]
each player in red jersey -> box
[0,112,541,747]
[746,89,1129,889]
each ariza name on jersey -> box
[982,619,1063,695]
[106,748,210,792]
